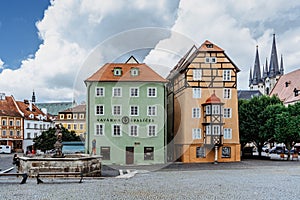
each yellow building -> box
[56,104,86,138]
[167,40,241,163]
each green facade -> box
[86,81,166,165]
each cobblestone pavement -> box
[1,154,300,200]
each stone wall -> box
[19,154,102,177]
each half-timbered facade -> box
[167,40,241,163]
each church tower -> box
[249,34,284,95]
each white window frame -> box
[192,128,201,139]
[192,107,201,118]
[129,125,138,137]
[223,88,231,99]
[205,57,217,63]
[205,105,211,115]
[193,88,201,98]
[206,125,211,135]
[73,114,78,119]
[223,108,232,118]
[112,105,122,116]
[224,128,232,139]
[193,69,202,81]
[147,105,157,116]
[130,87,139,97]
[148,124,157,137]
[112,87,122,97]
[130,105,139,116]
[95,87,105,97]
[213,125,220,135]
[147,87,157,97]
[95,123,104,136]
[131,68,139,76]
[112,124,122,136]
[95,104,104,115]
[16,120,20,126]
[212,105,220,114]
[223,70,231,81]
[113,68,122,76]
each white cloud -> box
[0,59,4,70]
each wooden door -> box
[126,147,134,164]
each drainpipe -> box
[86,82,91,154]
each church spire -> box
[32,90,36,103]
[262,58,268,79]
[252,45,262,85]
[249,68,253,87]
[280,54,284,75]
[268,34,279,78]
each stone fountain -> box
[19,125,102,177]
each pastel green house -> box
[85,56,168,165]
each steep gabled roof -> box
[16,100,51,121]
[270,69,300,104]
[0,96,23,117]
[85,61,167,83]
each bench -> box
[36,172,83,184]
[0,173,28,184]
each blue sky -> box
[0,0,300,102]
[0,0,50,70]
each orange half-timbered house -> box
[167,40,241,163]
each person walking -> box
[12,154,20,173]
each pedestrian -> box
[12,154,20,172]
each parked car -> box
[269,146,288,154]
[0,145,12,153]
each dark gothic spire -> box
[32,90,36,103]
[249,68,253,87]
[280,54,284,75]
[262,58,268,79]
[252,45,262,85]
[268,34,280,78]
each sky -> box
[0,0,300,103]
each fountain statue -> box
[53,125,64,158]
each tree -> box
[238,95,282,156]
[33,126,81,153]
[274,112,300,160]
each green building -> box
[85,56,167,165]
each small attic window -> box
[206,44,213,48]
[131,68,139,76]
[285,81,291,87]
[294,88,299,97]
[113,67,122,76]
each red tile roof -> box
[199,40,224,52]
[270,69,300,104]
[205,92,223,104]
[0,96,23,117]
[16,100,50,121]
[85,63,167,83]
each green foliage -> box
[33,126,81,153]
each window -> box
[67,114,72,119]
[96,87,105,97]
[223,108,232,118]
[148,125,157,136]
[223,88,231,99]
[213,125,220,135]
[9,130,13,136]
[205,105,211,115]
[130,106,139,116]
[113,68,122,76]
[223,70,231,81]
[112,124,121,136]
[9,120,13,126]
[2,130,6,136]
[212,105,220,114]
[16,120,20,126]
[224,128,232,139]
[196,147,205,158]
[113,87,122,97]
[147,106,156,116]
[148,87,157,97]
[96,105,104,115]
[74,124,77,130]
[112,105,121,116]
[34,124,38,129]
[79,114,85,119]
[192,128,201,139]
[193,88,201,98]
[101,147,110,160]
[205,57,217,63]
[34,133,38,138]
[17,130,21,137]
[27,132,31,139]
[131,68,139,76]
[73,114,78,119]
[130,87,139,97]
[192,107,200,118]
[59,114,64,119]
[80,123,84,130]
[222,146,231,158]
[129,125,138,136]
[2,119,6,126]
[193,69,202,81]
[95,124,104,136]
[144,147,154,160]
[67,124,71,129]
[206,125,211,135]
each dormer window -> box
[113,67,122,76]
[294,88,299,97]
[131,68,139,76]
[29,114,34,119]
[206,44,213,48]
